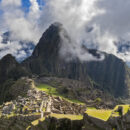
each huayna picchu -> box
[0,23,129,130]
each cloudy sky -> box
[0,0,129,64]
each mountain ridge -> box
[22,23,130,97]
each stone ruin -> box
[84,106,130,130]
[0,88,86,118]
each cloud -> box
[0,0,40,60]
[38,0,106,61]
[1,0,41,43]
[89,0,130,61]
[59,25,105,62]
[0,34,34,61]
[0,0,130,63]
[1,0,21,7]
[39,0,130,63]
[30,0,40,13]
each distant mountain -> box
[0,54,30,104]
[0,54,29,83]
[23,23,130,97]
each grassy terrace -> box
[31,117,45,126]
[51,113,83,120]
[27,114,83,129]
[86,105,130,121]
[114,105,129,115]
[112,105,130,117]
[86,109,112,121]
[36,84,84,104]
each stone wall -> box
[30,116,83,130]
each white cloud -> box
[39,0,130,63]
[30,0,40,13]
[1,0,21,7]
[1,0,41,43]
[0,0,130,63]
[0,0,40,60]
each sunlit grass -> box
[86,105,130,121]
[36,84,85,105]
[36,84,57,95]
[111,111,120,117]
[86,109,112,121]
[51,113,83,120]
[113,105,130,116]
[26,126,31,130]
[31,117,45,126]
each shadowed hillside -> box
[0,54,30,104]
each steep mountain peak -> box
[0,54,29,84]
[32,22,102,61]
[32,22,65,59]
[23,23,130,97]
[52,22,63,27]
[0,54,17,65]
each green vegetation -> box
[36,84,57,95]
[36,84,84,104]
[86,109,112,121]
[31,117,45,126]
[94,98,102,103]
[113,105,129,115]
[87,107,96,110]
[26,126,31,130]
[86,105,130,121]
[51,113,83,120]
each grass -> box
[31,114,83,127]
[112,105,130,116]
[29,114,83,129]
[86,109,112,121]
[87,107,96,110]
[61,97,85,105]
[86,105,130,121]
[31,117,45,126]
[26,126,31,130]
[36,84,57,95]
[51,113,83,120]
[111,111,120,117]
[36,84,85,105]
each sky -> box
[0,0,129,64]
[22,0,31,12]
